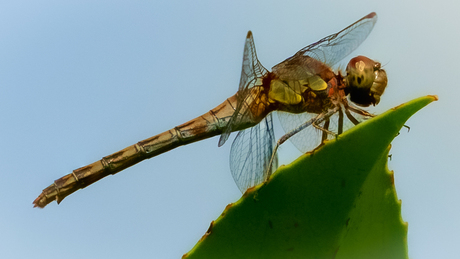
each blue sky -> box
[1,1,458,258]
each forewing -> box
[218,31,268,147]
[229,113,278,192]
[272,12,378,79]
[237,31,269,93]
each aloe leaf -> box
[184,96,437,259]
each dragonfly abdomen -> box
[33,94,239,208]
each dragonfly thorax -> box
[267,76,328,106]
[345,56,387,107]
[263,75,333,116]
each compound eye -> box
[346,57,374,90]
[345,56,387,107]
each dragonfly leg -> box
[338,108,344,135]
[342,102,374,126]
[266,143,280,181]
[347,103,410,132]
[265,107,339,180]
[312,119,337,139]
[346,104,375,118]
[344,108,361,125]
[321,119,330,142]
[318,107,343,141]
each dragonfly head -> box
[345,56,387,107]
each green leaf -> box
[183,96,437,259]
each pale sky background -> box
[1,1,458,258]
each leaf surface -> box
[184,96,437,259]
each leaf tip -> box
[429,95,438,101]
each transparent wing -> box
[272,12,377,80]
[277,111,323,153]
[229,113,278,192]
[218,31,268,147]
[278,105,371,153]
[237,31,269,93]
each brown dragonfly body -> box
[34,12,386,208]
[33,58,333,207]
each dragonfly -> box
[33,12,386,208]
